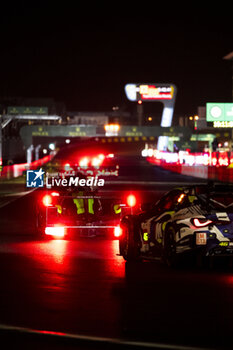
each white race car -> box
[119,183,233,266]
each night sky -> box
[0,1,232,116]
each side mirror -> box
[141,202,152,212]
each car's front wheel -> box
[35,210,46,238]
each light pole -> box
[137,100,143,126]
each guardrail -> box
[0,154,54,179]
[143,149,233,183]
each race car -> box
[34,175,123,239]
[119,183,233,266]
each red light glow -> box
[42,194,52,207]
[91,157,102,167]
[98,154,105,160]
[79,157,89,167]
[193,218,212,227]
[114,226,123,238]
[212,157,217,166]
[126,194,137,207]
[64,163,70,170]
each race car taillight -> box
[42,194,53,207]
[192,218,213,227]
[126,194,137,207]
[79,157,89,167]
[91,157,102,167]
[114,226,122,238]
[45,226,65,238]
[51,191,59,197]
[98,153,105,161]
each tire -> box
[163,225,178,267]
[196,253,205,268]
[35,210,46,238]
[208,256,215,270]
[119,217,140,261]
[195,249,207,269]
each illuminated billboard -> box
[138,84,174,101]
[125,83,176,102]
[213,121,233,128]
[206,103,233,122]
[7,106,48,115]
[124,83,177,151]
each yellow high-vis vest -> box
[73,192,94,215]
[113,204,121,214]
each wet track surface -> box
[0,161,232,349]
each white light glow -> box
[45,226,65,238]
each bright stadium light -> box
[48,143,55,151]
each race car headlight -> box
[192,218,213,228]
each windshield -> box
[198,193,233,211]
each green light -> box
[206,103,233,122]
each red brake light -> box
[45,226,65,237]
[98,154,105,160]
[114,226,122,238]
[79,157,89,167]
[193,218,212,227]
[91,157,102,167]
[126,194,137,207]
[42,194,52,207]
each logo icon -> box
[210,105,222,119]
[26,168,45,188]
